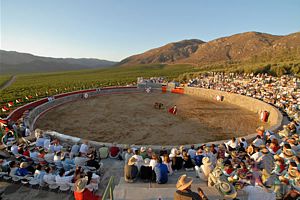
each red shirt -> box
[74,189,101,200]
[23,150,30,157]
[110,147,120,157]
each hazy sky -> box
[1,0,300,61]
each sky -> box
[1,0,300,61]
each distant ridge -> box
[120,31,300,67]
[0,50,117,74]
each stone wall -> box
[184,87,283,132]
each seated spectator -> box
[140,146,147,159]
[43,166,56,184]
[172,150,183,171]
[140,158,153,181]
[109,144,120,159]
[74,153,89,167]
[99,145,109,159]
[182,151,195,170]
[8,161,18,176]
[16,162,29,176]
[33,164,46,182]
[195,157,213,181]
[124,157,138,183]
[86,154,100,170]
[163,155,173,175]
[174,174,207,200]
[154,158,168,184]
[36,135,45,147]
[132,149,144,169]
[79,141,89,155]
[54,151,63,167]
[225,137,238,151]
[10,141,19,156]
[55,168,73,185]
[252,135,264,147]
[62,152,75,171]
[124,148,133,164]
[29,147,39,159]
[44,149,55,163]
[74,178,101,200]
[187,145,196,160]
[150,154,158,170]
[70,143,80,158]
[194,149,205,167]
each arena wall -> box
[184,87,283,139]
[8,86,283,151]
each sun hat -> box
[202,157,212,165]
[176,174,193,191]
[20,162,28,168]
[128,157,137,166]
[215,181,237,198]
[140,146,146,153]
[288,169,298,178]
[283,149,294,158]
[74,178,87,193]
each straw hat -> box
[128,157,137,166]
[283,149,294,158]
[215,181,237,198]
[176,174,193,191]
[202,157,212,165]
[74,178,87,193]
[20,162,28,169]
[288,169,298,178]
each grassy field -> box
[0,75,12,89]
[0,64,198,115]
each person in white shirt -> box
[43,167,56,184]
[10,143,19,155]
[9,161,18,176]
[187,145,196,160]
[250,147,262,162]
[79,141,89,155]
[54,151,62,167]
[239,138,248,149]
[225,137,238,151]
[132,149,144,170]
[36,136,45,147]
[252,135,264,148]
[55,168,73,185]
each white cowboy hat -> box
[74,178,87,193]
[202,157,212,165]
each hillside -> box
[0,50,117,74]
[120,39,204,65]
[120,32,300,67]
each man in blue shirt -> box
[154,158,168,184]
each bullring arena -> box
[35,91,268,145]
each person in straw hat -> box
[124,157,138,183]
[174,174,208,200]
[195,157,213,181]
[16,162,29,176]
[73,178,101,200]
[215,180,237,199]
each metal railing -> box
[102,176,115,200]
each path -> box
[0,75,16,90]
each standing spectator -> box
[74,178,101,200]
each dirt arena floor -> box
[35,91,269,145]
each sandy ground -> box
[36,91,268,145]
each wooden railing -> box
[102,176,115,200]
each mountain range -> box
[0,50,117,74]
[1,31,300,74]
[120,31,300,67]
